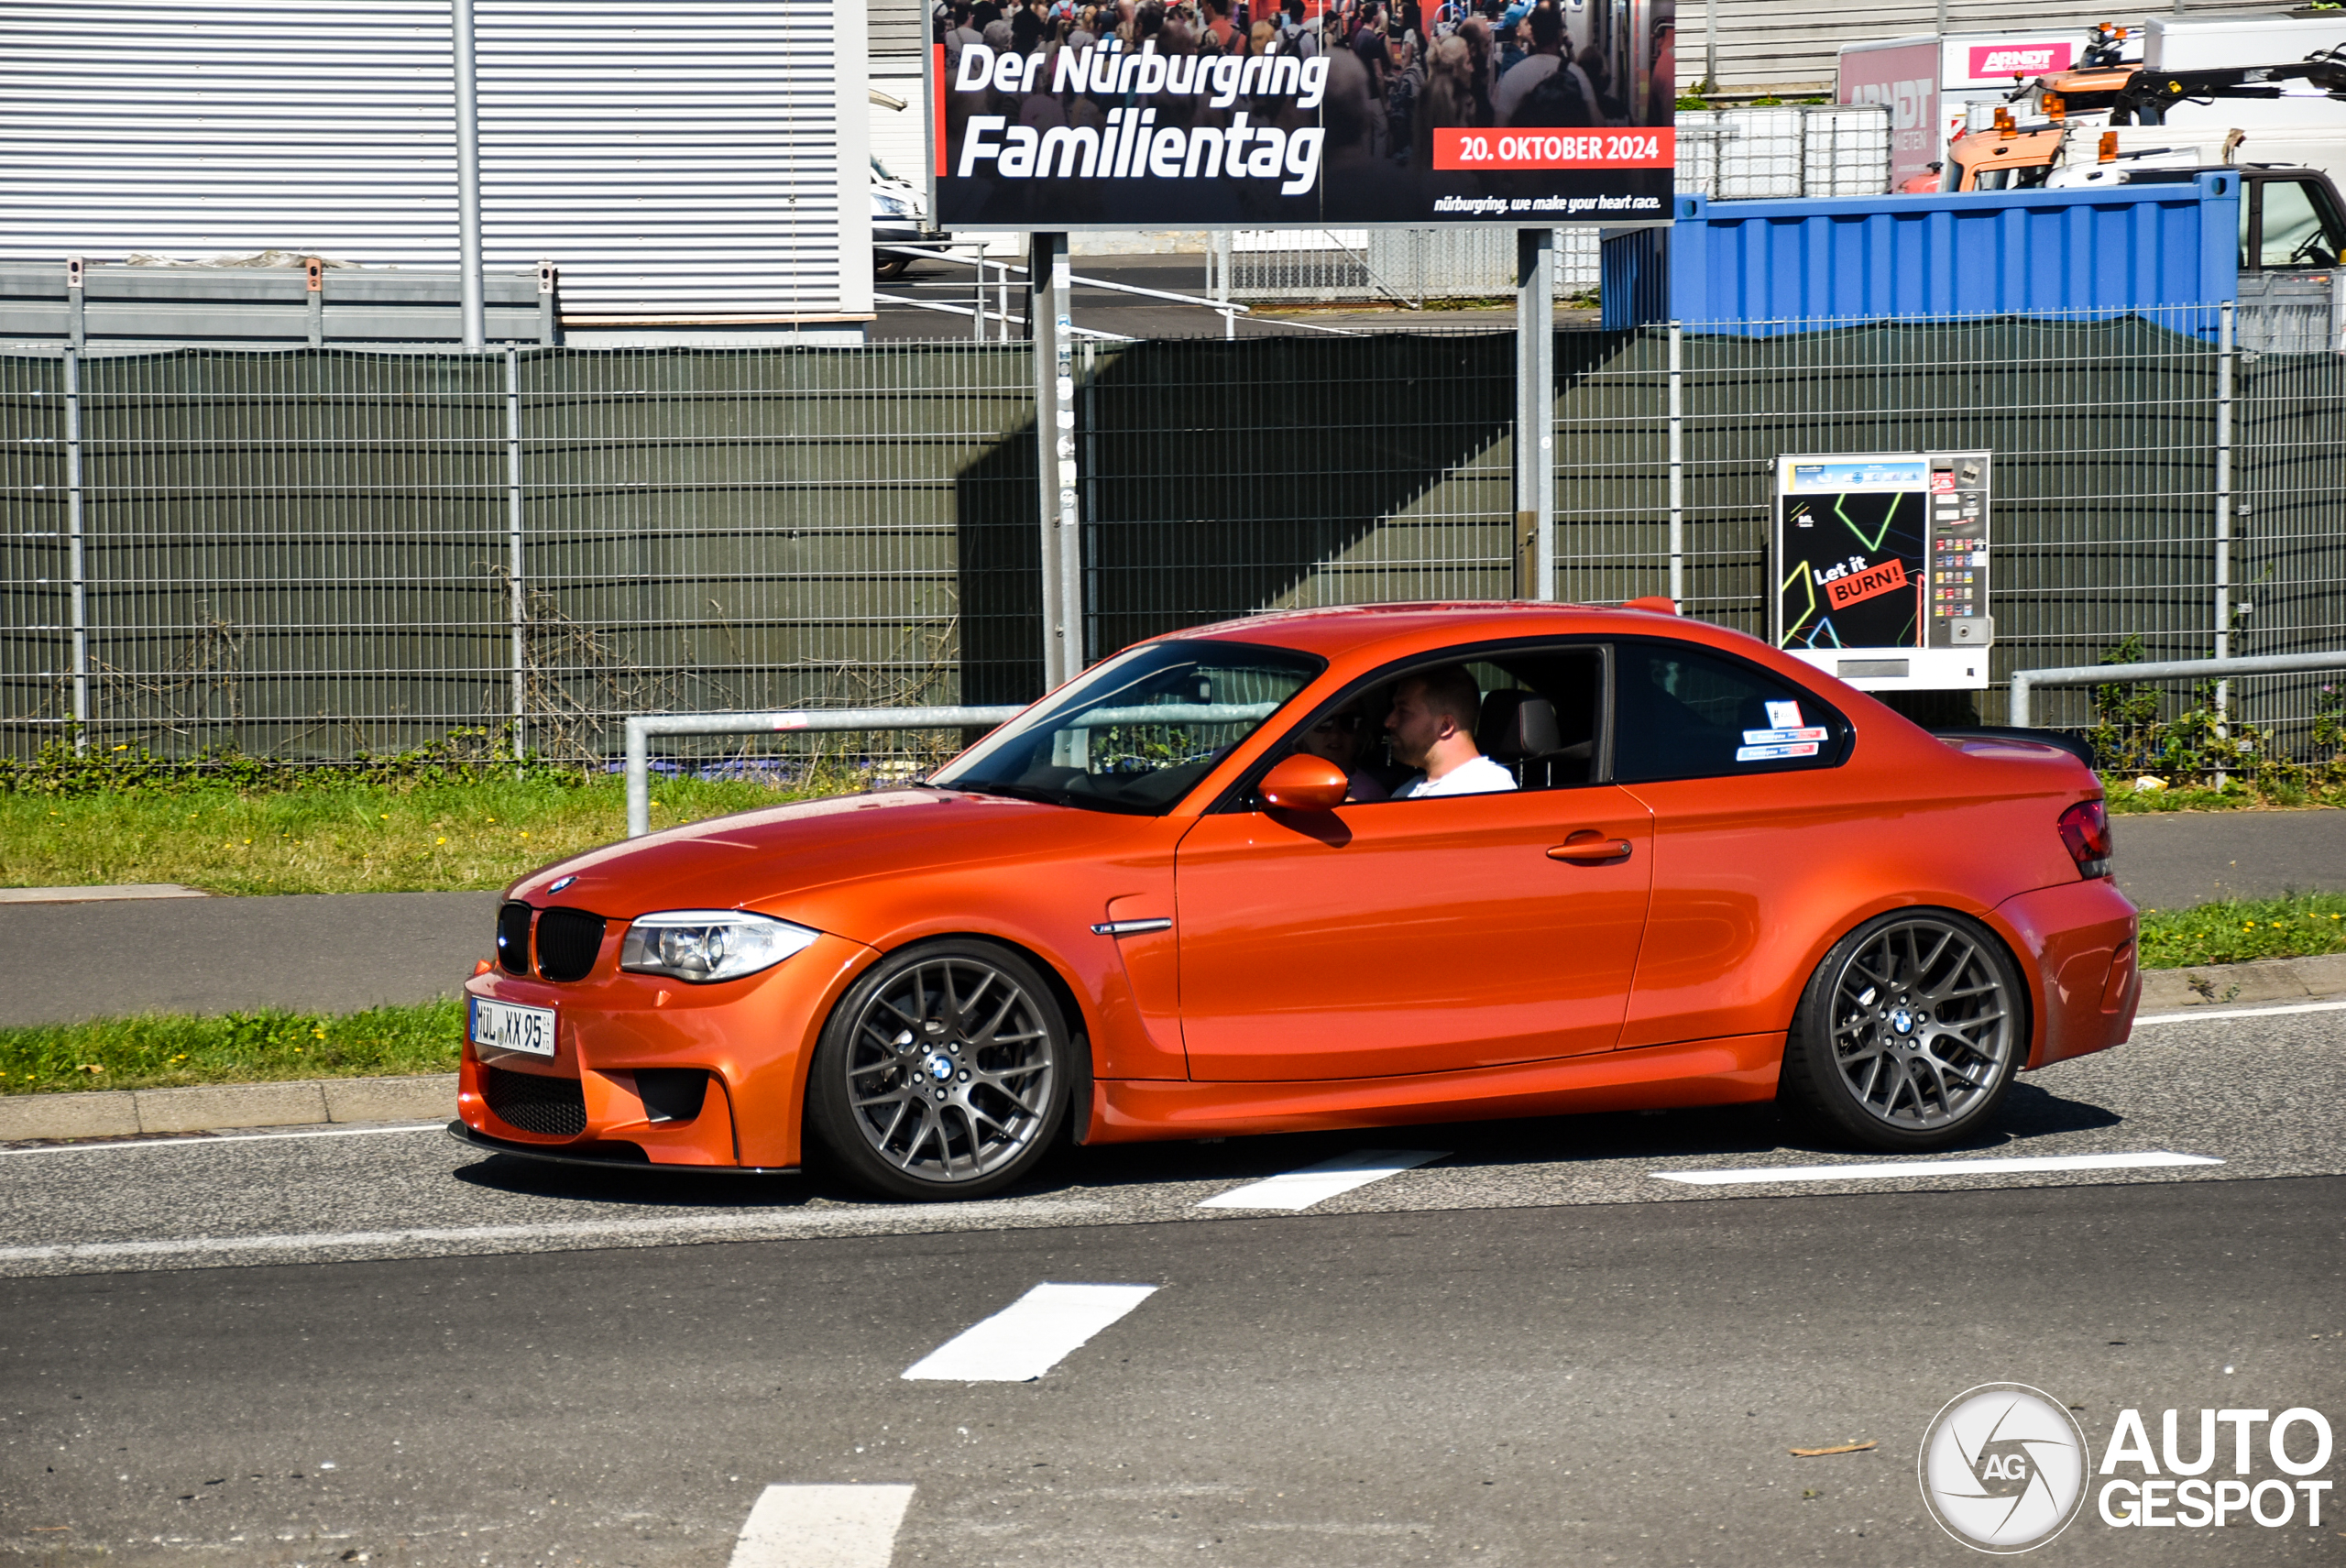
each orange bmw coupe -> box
[453,603,2137,1199]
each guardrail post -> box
[625,717,652,839]
[1514,229,1556,601]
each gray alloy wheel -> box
[806,940,1067,1201]
[1780,910,2024,1152]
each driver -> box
[1385,666,1516,797]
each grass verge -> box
[0,775,818,895]
[2105,777,2346,815]
[2138,893,2346,970]
[0,999,461,1096]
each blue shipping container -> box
[1602,171,2242,333]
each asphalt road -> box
[2,1003,2341,1565]
[1,808,2332,1026]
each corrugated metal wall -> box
[0,1,861,320]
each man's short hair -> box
[1529,1,1562,49]
[1401,664,1483,737]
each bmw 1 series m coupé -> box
[453,602,2136,1199]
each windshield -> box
[932,639,1325,814]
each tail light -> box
[2057,799,2113,880]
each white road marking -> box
[0,1123,445,1157]
[1651,1150,2222,1186]
[2132,999,2346,1026]
[1196,1148,1450,1211]
[728,1484,915,1568]
[0,1199,1113,1267]
[901,1282,1158,1382]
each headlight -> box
[872,192,912,218]
[619,910,819,983]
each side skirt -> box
[1086,1033,1784,1144]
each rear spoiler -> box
[1929,725,2099,770]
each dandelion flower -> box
[520,830,528,838]
[436,837,446,845]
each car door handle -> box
[1547,837,1632,863]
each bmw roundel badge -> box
[549,874,576,894]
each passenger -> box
[1385,665,1516,796]
[1294,702,1390,802]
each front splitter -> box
[444,1120,798,1177]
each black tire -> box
[804,938,1069,1201]
[874,257,912,280]
[1778,908,2027,1153]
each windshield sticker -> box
[1742,726,1830,745]
[1764,699,1803,729]
[1738,740,1823,762]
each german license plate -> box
[470,996,556,1058]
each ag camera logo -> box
[1919,1384,2088,1552]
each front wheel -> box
[1779,910,2026,1152]
[804,939,1069,1201]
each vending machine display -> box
[1771,450,1993,692]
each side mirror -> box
[1259,753,1347,812]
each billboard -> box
[1771,451,1993,692]
[1836,40,1938,189]
[928,1,1674,230]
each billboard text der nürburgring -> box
[929,1,1676,230]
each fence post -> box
[504,345,527,761]
[2214,298,2235,783]
[1514,229,1556,601]
[63,342,88,751]
[1667,320,1684,607]
[1030,231,1078,687]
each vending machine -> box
[1771,451,1993,693]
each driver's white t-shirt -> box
[1394,754,1518,798]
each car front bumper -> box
[455,931,876,1169]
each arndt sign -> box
[1837,40,1939,188]
[929,5,1674,230]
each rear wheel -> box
[804,939,1069,1201]
[1779,910,2025,1152]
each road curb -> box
[0,1073,455,1144]
[2136,951,2346,1014]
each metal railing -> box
[2008,652,2346,729]
[622,706,1023,838]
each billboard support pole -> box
[1514,229,1556,601]
[1032,232,1079,687]
[453,0,486,351]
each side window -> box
[2257,179,2344,269]
[2241,181,2256,273]
[1610,641,1849,783]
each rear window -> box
[1610,641,1850,783]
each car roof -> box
[1161,600,1715,658]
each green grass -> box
[2105,776,2346,816]
[0,775,822,895]
[0,999,462,1096]
[2138,893,2346,970]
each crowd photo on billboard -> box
[930,0,1676,226]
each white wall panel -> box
[0,0,860,321]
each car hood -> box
[508,787,1142,935]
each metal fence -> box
[6,302,2344,769]
[1223,105,1893,305]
